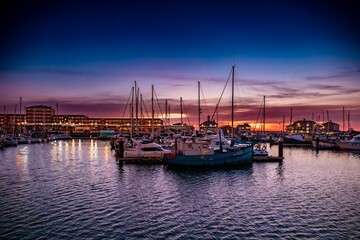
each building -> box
[26,105,55,124]
[322,120,340,132]
[236,123,251,133]
[220,125,234,136]
[200,115,218,130]
[0,114,25,133]
[286,119,318,134]
[0,105,162,133]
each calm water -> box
[0,140,359,239]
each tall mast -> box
[180,97,183,125]
[231,65,235,141]
[14,104,17,136]
[290,107,293,125]
[3,106,5,130]
[263,95,265,133]
[282,115,285,132]
[342,107,345,132]
[135,81,138,136]
[198,81,201,131]
[56,103,59,132]
[130,86,134,139]
[140,94,143,134]
[151,85,154,138]
[168,105,171,126]
[19,97,22,133]
[165,99,168,127]
[326,110,329,132]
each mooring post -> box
[316,137,319,150]
[117,137,124,158]
[278,138,283,158]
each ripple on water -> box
[0,140,359,239]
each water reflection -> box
[1,142,359,239]
[15,146,29,175]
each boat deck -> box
[115,156,164,164]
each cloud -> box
[306,68,360,81]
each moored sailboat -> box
[164,66,253,167]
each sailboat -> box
[164,66,253,167]
[253,96,269,157]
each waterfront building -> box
[0,105,164,133]
[322,120,340,132]
[236,123,252,133]
[286,119,318,134]
[200,115,218,130]
[220,125,234,135]
[286,118,341,134]
[26,105,55,124]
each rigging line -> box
[122,88,133,118]
[153,87,164,120]
[211,68,232,121]
[182,101,192,125]
[143,100,150,118]
[253,99,263,131]
[200,86,210,117]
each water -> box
[1,140,359,239]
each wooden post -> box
[116,138,124,158]
[316,137,319,149]
[278,139,283,158]
[174,138,178,155]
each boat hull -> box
[164,146,253,166]
[311,140,338,149]
[337,142,360,150]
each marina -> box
[0,139,359,239]
[1,0,360,239]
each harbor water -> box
[1,140,359,239]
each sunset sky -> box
[1,0,359,130]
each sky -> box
[1,0,360,131]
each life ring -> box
[261,145,267,151]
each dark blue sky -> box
[1,0,360,129]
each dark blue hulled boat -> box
[164,140,253,166]
[164,65,253,167]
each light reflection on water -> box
[0,140,359,239]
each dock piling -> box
[116,138,124,158]
[278,139,283,158]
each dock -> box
[253,155,284,163]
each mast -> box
[198,81,201,131]
[19,97,22,133]
[342,107,345,132]
[56,103,59,132]
[168,105,171,126]
[135,81,138,136]
[130,86,134,139]
[140,94,143,134]
[3,106,5,130]
[13,104,17,137]
[326,110,329,132]
[165,99,168,127]
[231,65,235,142]
[290,107,293,125]
[282,115,285,132]
[263,95,265,133]
[180,97,183,125]
[151,85,154,138]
